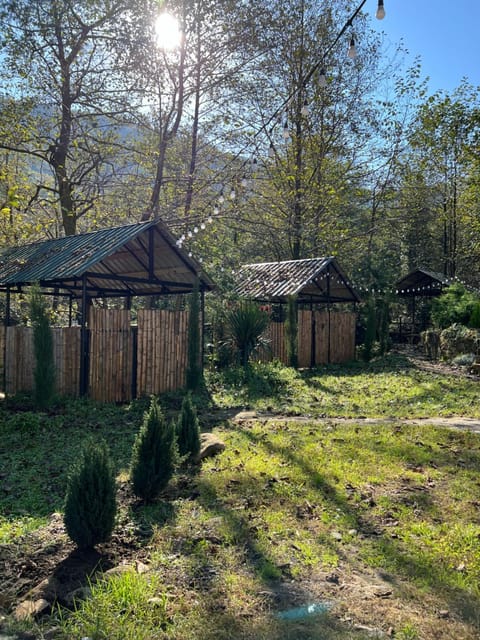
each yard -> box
[1,350,480,640]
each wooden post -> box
[310,299,316,368]
[201,286,205,372]
[327,267,331,364]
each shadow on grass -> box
[235,423,480,630]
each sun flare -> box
[154,12,182,50]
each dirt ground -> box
[1,349,479,639]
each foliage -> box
[285,296,298,368]
[431,284,480,329]
[224,301,270,369]
[361,297,377,362]
[186,278,202,392]
[130,396,176,503]
[176,392,201,462]
[63,438,117,550]
[439,324,480,360]
[28,285,55,410]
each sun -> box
[154,12,182,50]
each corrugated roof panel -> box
[236,257,360,303]
[0,220,214,297]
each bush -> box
[177,392,201,462]
[64,439,117,549]
[431,284,479,329]
[130,397,176,502]
[439,324,480,360]
[225,301,270,369]
[29,285,56,409]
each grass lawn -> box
[1,353,480,639]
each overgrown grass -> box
[207,354,480,418]
[1,356,480,639]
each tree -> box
[130,397,176,503]
[29,285,55,409]
[186,277,202,391]
[225,302,270,369]
[0,0,134,235]
[64,438,117,550]
[177,392,201,461]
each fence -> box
[2,308,355,402]
[3,309,190,402]
[261,310,356,367]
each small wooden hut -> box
[0,219,214,401]
[236,257,360,366]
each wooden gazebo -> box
[236,257,360,366]
[0,219,214,400]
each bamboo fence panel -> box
[52,327,81,396]
[88,308,132,402]
[5,326,34,394]
[260,310,356,367]
[297,310,313,368]
[137,309,189,396]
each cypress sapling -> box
[130,396,176,502]
[64,438,117,550]
[177,392,201,461]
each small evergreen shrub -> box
[285,296,298,368]
[64,439,117,549]
[177,392,201,461]
[130,397,176,502]
[29,285,56,409]
[186,278,202,391]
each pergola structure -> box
[236,256,361,305]
[0,219,214,394]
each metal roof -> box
[395,267,450,297]
[0,219,214,298]
[236,257,360,303]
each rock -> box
[62,586,92,608]
[135,560,150,574]
[43,628,62,640]
[102,564,134,579]
[196,433,226,461]
[14,598,50,620]
[438,609,450,618]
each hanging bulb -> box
[181,234,186,240]
[218,189,225,204]
[188,230,193,238]
[213,205,219,215]
[229,188,236,200]
[194,226,199,233]
[348,35,357,59]
[207,215,213,223]
[319,68,327,88]
[301,99,309,117]
[283,121,290,139]
[376,0,385,20]
[188,251,192,257]
[201,222,206,230]
[268,143,275,158]
[241,173,248,187]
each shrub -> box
[440,323,480,360]
[285,296,298,368]
[28,285,55,409]
[225,301,270,369]
[64,439,117,549]
[431,284,479,329]
[186,278,202,391]
[177,392,201,461]
[130,397,176,502]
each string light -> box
[347,35,357,59]
[376,0,386,20]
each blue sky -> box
[370,0,480,94]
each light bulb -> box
[208,215,213,223]
[283,121,290,139]
[213,206,219,215]
[301,100,309,117]
[229,188,236,200]
[241,174,248,187]
[218,190,225,204]
[201,222,206,229]
[348,36,357,59]
[194,226,199,233]
[376,0,385,20]
[187,230,193,238]
[268,143,275,158]
[319,68,327,88]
